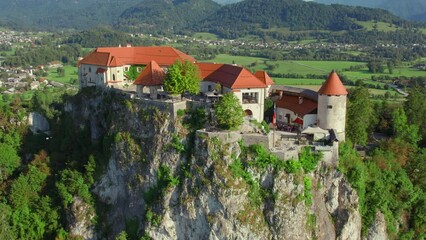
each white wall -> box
[107,66,125,83]
[239,88,265,122]
[317,94,346,141]
[303,114,317,129]
[199,81,217,93]
[79,64,104,88]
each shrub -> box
[304,177,313,205]
[176,109,185,117]
[299,147,323,173]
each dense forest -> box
[0,0,423,40]
[0,0,142,31]
[316,0,426,21]
[340,85,426,238]
[195,0,405,38]
[114,0,221,33]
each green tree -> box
[392,107,421,146]
[404,86,426,144]
[346,86,374,146]
[0,143,20,181]
[387,61,394,74]
[115,231,128,240]
[57,67,65,77]
[215,93,244,130]
[163,60,200,95]
[0,203,15,240]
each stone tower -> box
[317,70,348,141]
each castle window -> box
[125,67,129,71]
[327,105,333,109]
[137,67,142,72]
[242,92,258,104]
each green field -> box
[193,32,219,41]
[343,67,426,79]
[355,21,400,32]
[47,65,78,85]
[209,54,426,82]
[207,54,268,66]
[273,78,325,85]
[208,55,363,74]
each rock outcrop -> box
[67,197,96,240]
[65,89,366,239]
[28,111,50,134]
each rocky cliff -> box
[63,89,383,240]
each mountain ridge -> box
[315,0,426,21]
[0,0,415,34]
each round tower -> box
[317,70,348,141]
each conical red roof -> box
[318,71,348,95]
[133,61,164,86]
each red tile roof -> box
[133,61,165,86]
[318,70,348,95]
[254,71,274,85]
[276,93,318,116]
[96,68,107,74]
[196,63,267,89]
[78,46,195,67]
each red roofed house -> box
[272,86,319,129]
[77,46,195,88]
[196,63,273,122]
[271,70,347,141]
[132,62,273,122]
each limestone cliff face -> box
[65,89,373,240]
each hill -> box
[197,0,403,38]
[114,0,221,33]
[0,0,142,30]
[315,0,426,21]
[213,0,242,4]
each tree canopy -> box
[346,86,374,146]
[163,60,200,95]
[215,93,244,130]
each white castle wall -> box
[317,94,346,141]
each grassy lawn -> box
[286,60,363,73]
[207,54,268,66]
[355,21,399,32]
[273,78,325,85]
[47,65,78,85]
[343,66,426,80]
[285,85,321,91]
[193,32,219,41]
